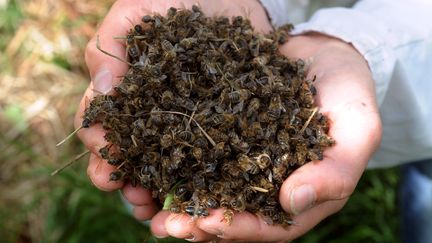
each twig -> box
[250,186,269,193]
[96,35,133,66]
[56,125,82,147]
[51,150,90,176]
[151,110,216,146]
[298,107,318,135]
[187,102,199,128]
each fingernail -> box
[290,184,316,215]
[185,233,195,241]
[153,234,166,239]
[93,68,112,95]
[215,229,225,238]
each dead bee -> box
[161,90,174,109]
[225,89,251,104]
[160,133,173,148]
[174,97,195,111]
[207,128,229,143]
[254,153,271,170]
[222,162,243,178]
[176,130,194,143]
[114,82,140,96]
[161,39,177,60]
[230,194,246,212]
[179,37,198,49]
[169,147,185,171]
[272,153,290,183]
[246,98,260,117]
[196,206,209,217]
[222,209,234,225]
[208,113,235,129]
[238,154,259,174]
[268,94,286,120]
[193,172,206,189]
[141,15,153,23]
[169,199,182,214]
[167,7,177,17]
[193,136,209,148]
[208,181,224,195]
[243,122,264,140]
[175,79,191,98]
[126,34,140,62]
[202,195,219,209]
[109,170,124,181]
[99,145,111,160]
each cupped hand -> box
[152,34,382,242]
[74,0,274,241]
[76,0,382,240]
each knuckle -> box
[335,175,356,200]
[84,38,98,68]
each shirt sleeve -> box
[262,0,432,167]
[262,0,432,106]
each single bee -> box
[114,82,140,96]
[208,181,225,195]
[208,113,235,129]
[109,170,124,181]
[225,89,251,104]
[161,90,174,109]
[167,7,177,17]
[268,94,286,120]
[179,37,198,49]
[99,145,111,160]
[254,153,271,170]
[272,154,289,183]
[238,154,260,175]
[222,209,234,225]
[161,39,175,51]
[141,15,153,23]
[230,194,246,212]
[246,98,260,117]
[175,79,191,98]
[160,133,173,148]
[243,122,264,140]
[202,195,219,209]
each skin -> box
[75,0,382,242]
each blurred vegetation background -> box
[0,0,400,242]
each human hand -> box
[145,34,382,241]
[75,0,382,240]
[73,0,273,241]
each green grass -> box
[298,168,400,243]
[41,167,400,243]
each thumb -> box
[279,97,382,215]
[279,159,357,215]
[84,0,145,95]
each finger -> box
[165,213,216,242]
[197,209,273,241]
[122,183,154,206]
[74,85,109,155]
[133,204,159,221]
[197,199,346,242]
[85,0,148,93]
[150,210,171,239]
[86,153,123,191]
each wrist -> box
[279,32,371,76]
[281,32,362,58]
